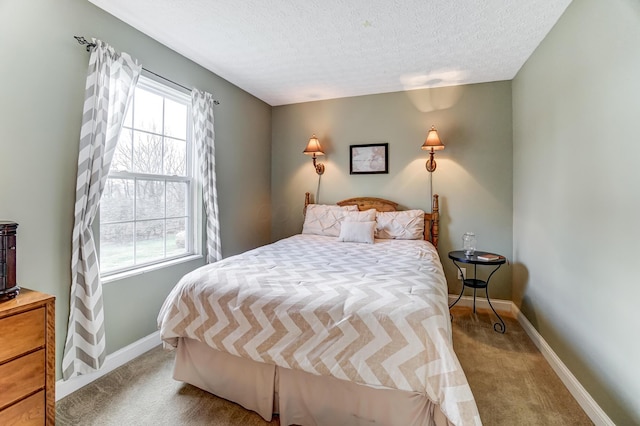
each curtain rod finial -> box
[74,35,95,52]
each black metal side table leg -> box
[485,264,506,333]
[448,260,466,322]
[449,282,465,309]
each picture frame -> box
[349,143,389,174]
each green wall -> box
[512,0,640,423]
[272,82,513,298]
[0,0,271,379]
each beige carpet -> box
[57,307,592,425]
[451,307,592,426]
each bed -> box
[158,194,481,426]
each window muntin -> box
[100,76,196,275]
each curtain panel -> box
[192,90,222,263]
[62,39,141,380]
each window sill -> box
[100,254,204,285]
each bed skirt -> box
[173,337,452,426]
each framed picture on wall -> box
[350,143,389,174]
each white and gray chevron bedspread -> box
[158,234,480,425]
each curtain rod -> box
[74,36,220,105]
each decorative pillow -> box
[338,221,376,244]
[342,208,376,222]
[375,210,425,240]
[302,204,358,237]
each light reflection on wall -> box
[400,70,467,112]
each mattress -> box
[158,234,480,425]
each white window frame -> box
[99,75,202,281]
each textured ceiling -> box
[88,0,572,106]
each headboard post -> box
[304,192,311,215]
[431,194,439,248]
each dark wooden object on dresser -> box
[0,289,55,425]
[0,222,20,299]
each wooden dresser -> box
[0,289,55,425]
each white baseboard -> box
[511,305,615,426]
[56,331,162,401]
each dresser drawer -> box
[0,390,44,426]
[0,308,45,363]
[0,349,45,410]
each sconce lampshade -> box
[421,125,444,173]
[303,134,325,175]
[421,126,445,152]
[303,134,325,156]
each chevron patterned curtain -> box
[62,40,141,380]
[192,89,222,263]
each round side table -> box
[448,250,506,333]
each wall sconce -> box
[303,134,325,175]
[421,125,445,172]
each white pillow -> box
[342,208,376,222]
[338,221,376,244]
[302,204,358,237]
[375,210,425,240]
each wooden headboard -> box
[304,193,440,248]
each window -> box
[99,76,198,276]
